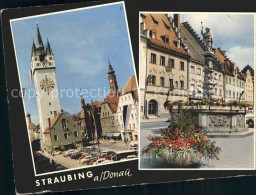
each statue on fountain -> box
[201,23,214,53]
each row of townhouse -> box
[140,13,254,118]
[100,62,138,141]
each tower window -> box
[49,57,52,60]
[49,102,51,106]
[64,133,68,139]
[37,63,40,66]
[54,111,57,116]
[50,111,52,115]
[74,131,78,137]
[54,135,58,141]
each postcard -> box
[139,12,255,170]
[1,1,256,194]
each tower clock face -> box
[40,78,55,92]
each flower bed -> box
[142,112,221,167]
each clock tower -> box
[31,24,61,150]
[108,60,118,94]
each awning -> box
[113,133,121,137]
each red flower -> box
[190,140,195,145]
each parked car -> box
[79,156,95,165]
[63,149,75,157]
[70,151,83,160]
[105,152,116,160]
[111,150,137,161]
[78,153,90,161]
[109,139,116,143]
[89,158,98,165]
[129,141,138,147]
[92,158,107,165]
[246,109,254,128]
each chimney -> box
[174,14,180,30]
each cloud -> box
[226,46,254,69]
[181,14,254,41]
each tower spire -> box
[31,38,36,57]
[36,24,45,59]
[108,59,115,74]
[36,23,44,49]
[46,38,53,55]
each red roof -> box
[104,93,119,113]
[143,14,189,57]
[28,123,36,130]
[215,48,244,80]
[44,113,62,133]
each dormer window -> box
[161,35,169,43]
[163,20,170,30]
[149,30,156,39]
[150,14,158,24]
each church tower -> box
[31,24,61,150]
[108,60,118,94]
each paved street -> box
[38,139,130,169]
[140,120,255,169]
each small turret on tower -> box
[108,59,118,95]
[46,38,53,56]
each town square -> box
[139,13,254,169]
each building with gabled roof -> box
[140,13,190,118]
[117,76,138,141]
[215,48,245,102]
[43,112,82,153]
[242,66,254,106]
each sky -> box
[11,2,135,125]
[179,13,254,70]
